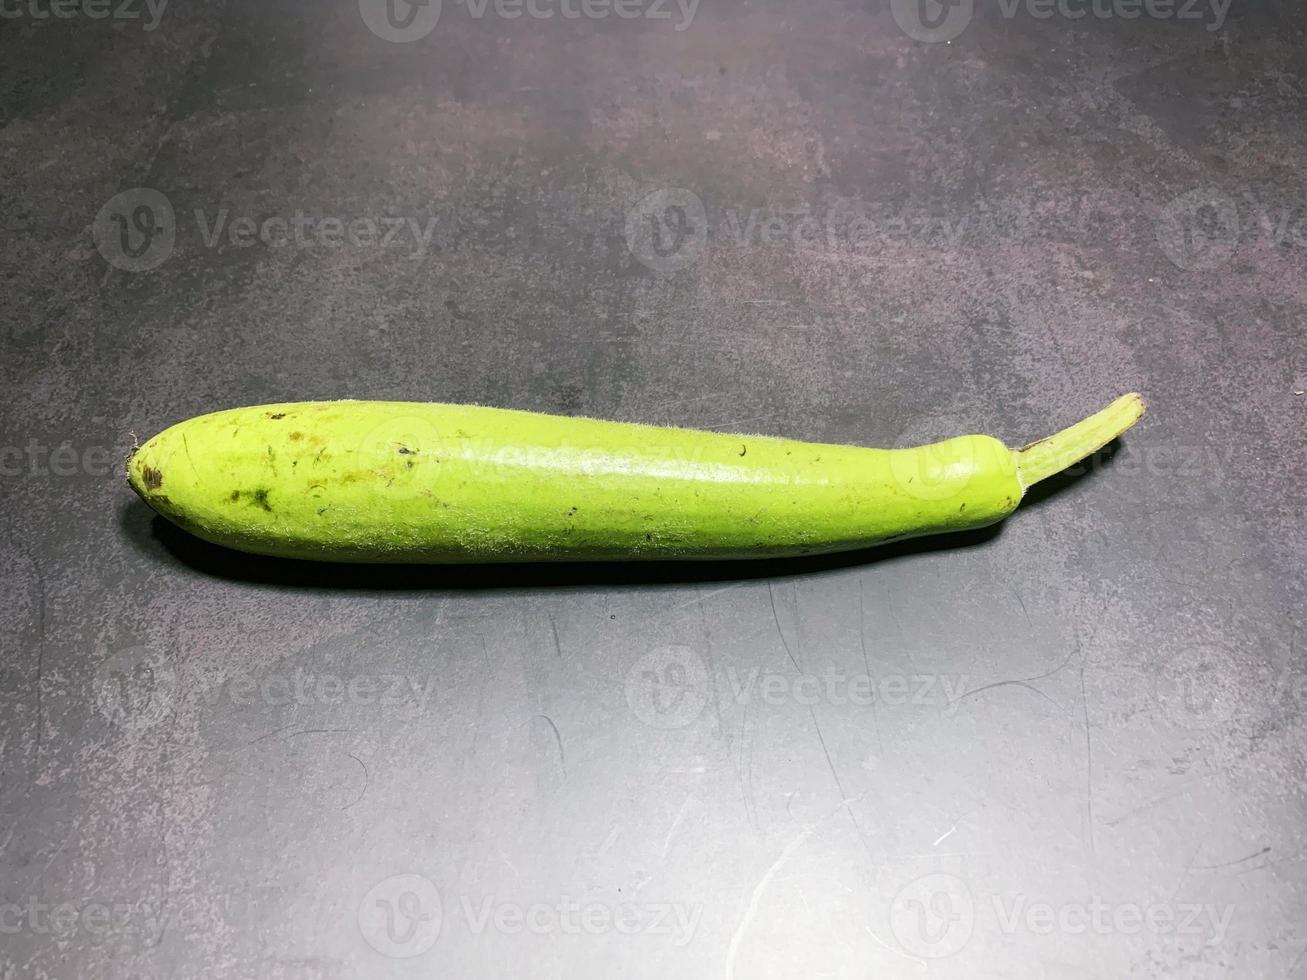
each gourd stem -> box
[1015,393,1146,489]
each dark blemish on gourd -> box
[644,531,654,542]
[230,490,241,502]
[566,506,578,516]
[739,445,747,456]
[142,466,163,490]
[289,432,304,441]
[397,446,416,455]
[317,507,328,516]
[315,448,327,463]
[405,460,415,470]
[251,489,273,512]
[959,503,966,512]
[268,413,286,420]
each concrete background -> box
[2,1,1305,977]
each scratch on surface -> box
[548,614,563,659]
[1170,836,1208,903]
[182,432,200,478]
[341,752,369,810]
[724,798,857,980]
[670,583,743,615]
[805,701,873,860]
[932,819,962,848]
[772,578,873,860]
[1070,602,1118,875]
[950,639,1079,711]
[886,597,913,671]
[1193,846,1271,871]
[597,824,621,858]
[1103,780,1199,827]
[1009,584,1035,638]
[865,922,926,968]
[1079,661,1097,870]
[694,585,728,739]
[31,831,71,889]
[249,722,300,744]
[767,581,801,673]
[954,677,1061,709]
[662,797,693,862]
[810,706,849,809]
[535,713,567,778]
[857,579,884,754]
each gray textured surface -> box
[2,1,1306,977]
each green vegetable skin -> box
[127,394,1144,563]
